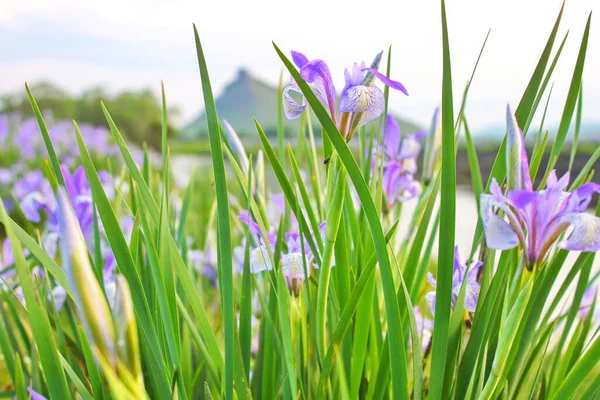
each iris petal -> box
[250,245,273,273]
[282,86,307,120]
[506,105,532,191]
[282,252,307,280]
[291,50,309,68]
[299,60,337,119]
[384,115,402,158]
[363,68,409,95]
[338,85,384,126]
[480,194,520,250]
[558,213,600,252]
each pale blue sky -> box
[0,0,598,132]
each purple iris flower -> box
[189,247,219,287]
[283,50,408,139]
[426,245,482,315]
[377,115,427,207]
[14,170,49,200]
[480,106,600,269]
[238,197,326,288]
[21,166,91,237]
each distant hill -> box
[474,122,600,143]
[180,68,422,139]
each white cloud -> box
[0,0,598,130]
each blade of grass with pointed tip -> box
[60,354,94,400]
[481,1,565,196]
[429,2,456,398]
[522,31,568,135]
[273,41,409,399]
[161,81,170,195]
[568,85,583,171]
[193,25,235,400]
[25,84,65,187]
[542,13,591,184]
[14,354,27,400]
[454,30,490,132]
[0,201,71,399]
[462,116,483,208]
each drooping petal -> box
[453,246,463,282]
[250,245,273,273]
[505,105,532,191]
[362,67,409,95]
[222,119,249,173]
[291,50,309,68]
[480,194,520,250]
[20,192,46,223]
[464,282,480,313]
[427,272,437,288]
[384,115,402,158]
[467,260,484,281]
[565,182,600,213]
[338,85,384,127]
[361,52,383,87]
[557,213,600,252]
[282,86,307,120]
[299,59,337,119]
[425,291,437,316]
[399,131,427,160]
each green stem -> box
[316,156,346,361]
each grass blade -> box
[429,1,456,398]
[193,25,235,400]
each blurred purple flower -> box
[480,106,600,268]
[374,115,427,207]
[0,168,12,185]
[27,387,48,400]
[189,248,219,286]
[14,170,49,200]
[426,246,482,315]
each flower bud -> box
[57,188,115,366]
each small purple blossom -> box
[480,106,600,268]
[376,115,427,207]
[426,246,482,315]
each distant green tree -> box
[0,82,179,149]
